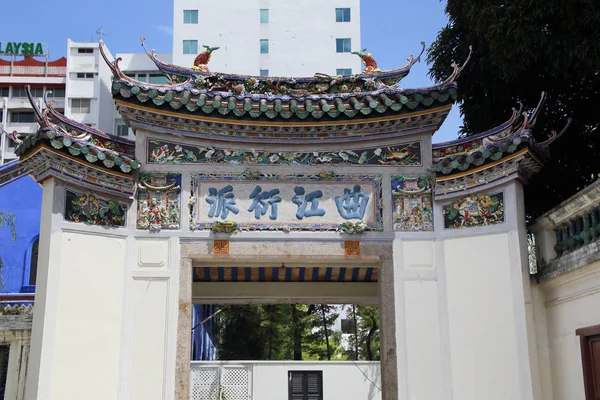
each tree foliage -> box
[214,304,375,361]
[428,0,600,217]
[345,306,380,361]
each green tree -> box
[260,305,293,360]
[304,305,345,360]
[0,211,16,289]
[345,306,380,361]
[216,305,267,360]
[427,0,600,218]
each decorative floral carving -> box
[339,221,367,234]
[392,175,433,231]
[137,173,181,231]
[65,190,127,227]
[147,139,422,167]
[210,221,239,234]
[443,192,505,229]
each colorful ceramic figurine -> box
[193,45,220,72]
[351,48,381,73]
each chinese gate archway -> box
[0,41,557,400]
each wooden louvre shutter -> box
[289,372,305,400]
[288,371,323,400]
[306,372,323,400]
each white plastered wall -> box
[24,179,181,400]
[533,260,600,399]
[25,179,128,399]
[399,180,541,400]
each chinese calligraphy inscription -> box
[192,173,383,232]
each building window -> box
[12,87,43,98]
[260,69,269,77]
[336,8,351,22]
[48,88,65,98]
[136,74,148,83]
[336,68,352,76]
[183,10,198,24]
[149,74,167,84]
[288,371,323,400]
[336,38,352,53]
[260,39,269,54]
[260,9,269,23]
[70,98,91,114]
[9,112,35,123]
[577,324,600,400]
[77,48,94,54]
[0,87,8,97]
[116,124,129,137]
[76,72,94,79]
[0,345,9,399]
[183,40,198,55]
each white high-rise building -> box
[173,0,362,76]
[65,40,168,140]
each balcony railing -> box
[553,208,600,256]
[530,180,600,281]
[0,65,66,77]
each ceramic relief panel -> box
[65,190,127,227]
[392,175,433,231]
[147,138,421,166]
[137,173,181,231]
[443,192,505,229]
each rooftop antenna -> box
[96,27,108,42]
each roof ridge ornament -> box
[440,45,473,87]
[526,92,547,129]
[25,85,44,125]
[101,39,192,89]
[539,118,572,147]
[351,48,381,73]
[398,41,426,77]
[0,126,22,146]
[193,45,220,72]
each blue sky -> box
[1,0,461,141]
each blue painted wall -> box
[0,176,42,294]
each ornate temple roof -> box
[432,93,570,195]
[103,41,471,139]
[0,87,140,197]
[141,38,426,94]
